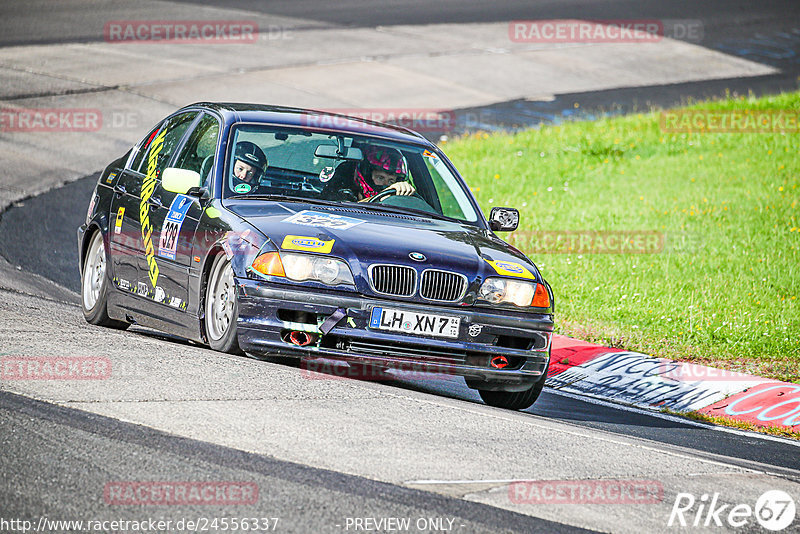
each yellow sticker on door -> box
[114,207,125,234]
[281,235,334,254]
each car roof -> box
[182,102,434,146]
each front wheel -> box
[478,362,549,410]
[204,254,242,354]
[81,231,128,329]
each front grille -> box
[369,264,416,296]
[420,269,468,302]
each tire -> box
[204,254,242,354]
[81,231,128,329]
[478,362,549,410]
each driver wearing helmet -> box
[357,145,415,200]
[320,145,414,201]
[231,141,267,194]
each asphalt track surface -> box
[1,1,799,129]
[1,174,799,475]
[0,390,594,534]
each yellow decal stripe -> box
[140,129,166,287]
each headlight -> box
[250,251,354,286]
[478,277,550,308]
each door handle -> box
[113,184,127,196]
[147,196,163,208]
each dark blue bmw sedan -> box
[78,103,554,410]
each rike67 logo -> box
[668,490,796,531]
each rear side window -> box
[131,112,198,179]
[174,113,220,185]
[128,123,162,173]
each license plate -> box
[369,307,460,338]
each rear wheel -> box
[478,362,549,410]
[81,231,128,329]
[204,254,242,354]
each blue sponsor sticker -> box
[496,261,524,273]
[369,307,383,328]
[293,238,323,248]
[158,194,192,260]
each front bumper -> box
[236,278,553,388]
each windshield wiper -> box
[235,194,337,207]
[351,202,462,223]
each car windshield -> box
[224,124,479,223]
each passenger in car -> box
[231,141,268,194]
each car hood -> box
[224,200,543,297]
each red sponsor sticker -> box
[104,20,257,44]
[1,357,111,380]
[509,479,664,504]
[104,482,259,505]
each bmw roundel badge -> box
[409,252,426,262]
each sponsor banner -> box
[548,335,623,377]
[660,109,800,134]
[104,20,257,44]
[699,382,800,429]
[546,351,766,412]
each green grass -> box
[443,91,800,382]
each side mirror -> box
[314,144,363,160]
[489,207,519,232]
[162,168,201,195]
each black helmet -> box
[233,141,267,179]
